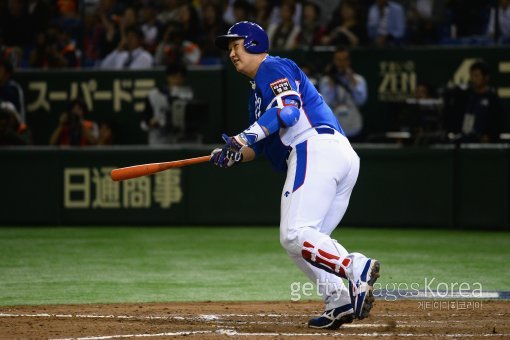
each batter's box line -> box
[0,312,316,320]
[49,329,510,340]
[0,312,447,329]
[0,312,468,330]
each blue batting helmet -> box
[215,21,269,54]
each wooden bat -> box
[110,155,210,181]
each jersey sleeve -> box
[247,91,264,156]
[256,61,302,111]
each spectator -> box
[307,0,341,25]
[0,30,21,68]
[223,0,253,26]
[158,0,184,26]
[367,0,406,47]
[29,32,50,68]
[0,59,25,124]
[404,82,444,145]
[233,0,254,23]
[321,0,367,46]
[443,60,505,143]
[414,82,434,100]
[27,0,52,41]
[319,47,367,140]
[296,1,326,49]
[0,0,32,48]
[178,3,202,44]
[97,119,116,145]
[154,22,201,66]
[406,0,445,45]
[199,2,229,64]
[267,2,301,50]
[254,0,274,30]
[118,6,139,38]
[85,0,125,61]
[487,0,510,44]
[269,0,302,27]
[54,0,82,44]
[95,6,137,61]
[222,0,237,26]
[0,101,31,145]
[100,26,154,69]
[49,98,99,146]
[445,0,491,39]
[58,25,81,68]
[34,24,80,68]
[141,63,194,145]
[140,2,162,53]
[95,0,124,17]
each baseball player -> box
[211,22,380,329]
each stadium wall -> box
[1,145,508,230]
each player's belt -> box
[315,127,335,135]
[290,126,337,149]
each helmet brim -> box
[215,34,246,50]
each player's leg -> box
[288,253,354,329]
[281,134,354,328]
[280,134,356,275]
[302,159,360,316]
[317,158,358,236]
[315,143,380,321]
[288,253,349,307]
[303,153,359,327]
[280,133,379,323]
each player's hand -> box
[222,133,247,153]
[210,147,243,168]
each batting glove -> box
[222,133,248,153]
[210,147,243,168]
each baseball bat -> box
[110,155,210,181]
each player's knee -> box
[279,234,289,250]
[280,230,299,254]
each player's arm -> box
[210,135,256,168]
[226,96,301,152]
[241,146,256,162]
[210,99,297,168]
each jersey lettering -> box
[254,92,262,119]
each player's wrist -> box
[234,133,249,149]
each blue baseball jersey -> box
[248,55,344,172]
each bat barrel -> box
[110,155,211,181]
[110,164,161,181]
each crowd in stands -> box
[0,0,508,146]
[0,0,508,69]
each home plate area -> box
[1,300,509,339]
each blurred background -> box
[0,0,509,230]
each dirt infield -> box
[1,300,509,339]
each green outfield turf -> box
[0,227,508,306]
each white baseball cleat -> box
[348,256,381,319]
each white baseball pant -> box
[280,127,360,310]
